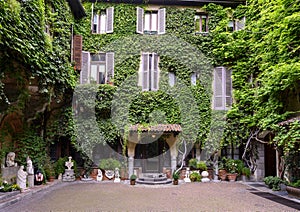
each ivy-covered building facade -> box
[0,0,298,183]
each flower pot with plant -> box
[130,174,137,185]
[189,172,201,182]
[99,158,121,180]
[287,179,300,198]
[196,161,207,174]
[188,158,198,170]
[172,171,180,185]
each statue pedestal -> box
[62,169,75,182]
[27,175,34,188]
[1,166,19,184]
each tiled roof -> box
[278,116,300,126]
[130,124,182,132]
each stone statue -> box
[17,165,27,192]
[96,169,103,182]
[26,156,34,188]
[114,168,120,183]
[65,156,73,170]
[26,156,34,175]
[6,152,17,167]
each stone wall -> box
[1,166,19,184]
[254,142,265,181]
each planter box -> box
[286,186,300,199]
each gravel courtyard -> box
[3,181,299,212]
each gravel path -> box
[2,181,299,212]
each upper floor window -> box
[213,67,232,110]
[169,72,176,87]
[136,7,166,35]
[80,51,114,84]
[195,14,209,34]
[139,53,159,91]
[228,17,245,32]
[91,6,114,34]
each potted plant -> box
[225,159,238,181]
[241,167,251,181]
[44,156,55,182]
[196,161,207,173]
[286,179,300,198]
[172,171,180,185]
[188,158,198,170]
[130,174,137,185]
[189,172,201,182]
[263,176,283,191]
[218,158,227,181]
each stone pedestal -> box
[1,166,19,184]
[27,175,34,188]
[62,169,75,182]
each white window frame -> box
[169,72,176,87]
[80,51,114,84]
[91,5,114,34]
[195,14,209,34]
[139,53,159,91]
[228,17,246,32]
[213,67,232,110]
[137,7,166,35]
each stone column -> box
[127,139,137,178]
[165,133,178,173]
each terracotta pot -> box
[173,180,178,185]
[48,176,55,182]
[130,180,136,185]
[218,169,227,181]
[227,173,237,182]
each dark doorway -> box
[264,144,277,177]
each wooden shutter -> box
[213,67,224,110]
[106,7,114,33]
[81,51,90,84]
[151,53,159,91]
[136,7,144,34]
[142,53,149,91]
[73,35,82,71]
[105,52,114,83]
[158,8,166,35]
[225,69,232,108]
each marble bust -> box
[6,152,17,167]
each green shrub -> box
[188,158,198,169]
[130,174,137,180]
[196,161,207,171]
[264,176,283,191]
[241,167,251,178]
[290,179,300,188]
[172,171,180,180]
[190,172,201,182]
[99,158,121,170]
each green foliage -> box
[242,167,251,178]
[289,180,300,188]
[189,171,201,182]
[188,158,198,169]
[172,171,180,180]
[0,182,20,192]
[196,161,208,171]
[130,174,137,180]
[264,176,283,191]
[99,158,121,170]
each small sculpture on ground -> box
[96,169,103,182]
[6,152,17,167]
[17,165,27,192]
[35,170,44,185]
[65,156,73,170]
[26,156,34,188]
[114,168,120,183]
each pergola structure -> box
[127,124,182,177]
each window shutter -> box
[225,69,232,108]
[213,67,224,110]
[73,35,82,71]
[169,72,175,87]
[81,51,90,84]
[105,52,114,83]
[151,53,159,91]
[136,7,144,34]
[142,53,149,91]
[191,73,197,86]
[106,7,114,33]
[158,8,166,34]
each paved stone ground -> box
[2,180,300,212]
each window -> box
[91,5,114,34]
[139,53,159,91]
[137,7,166,35]
[228,17,245,32]
[169,72,176,87]
[80,51,114,84]
[213,67,232,110]
[191,73,197,86]
[195,14,209,33]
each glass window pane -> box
[100,11,106,34]
[144,13,151,31]
[151,13,158,31]
[91,65,98,83]
[195,15,200,32]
